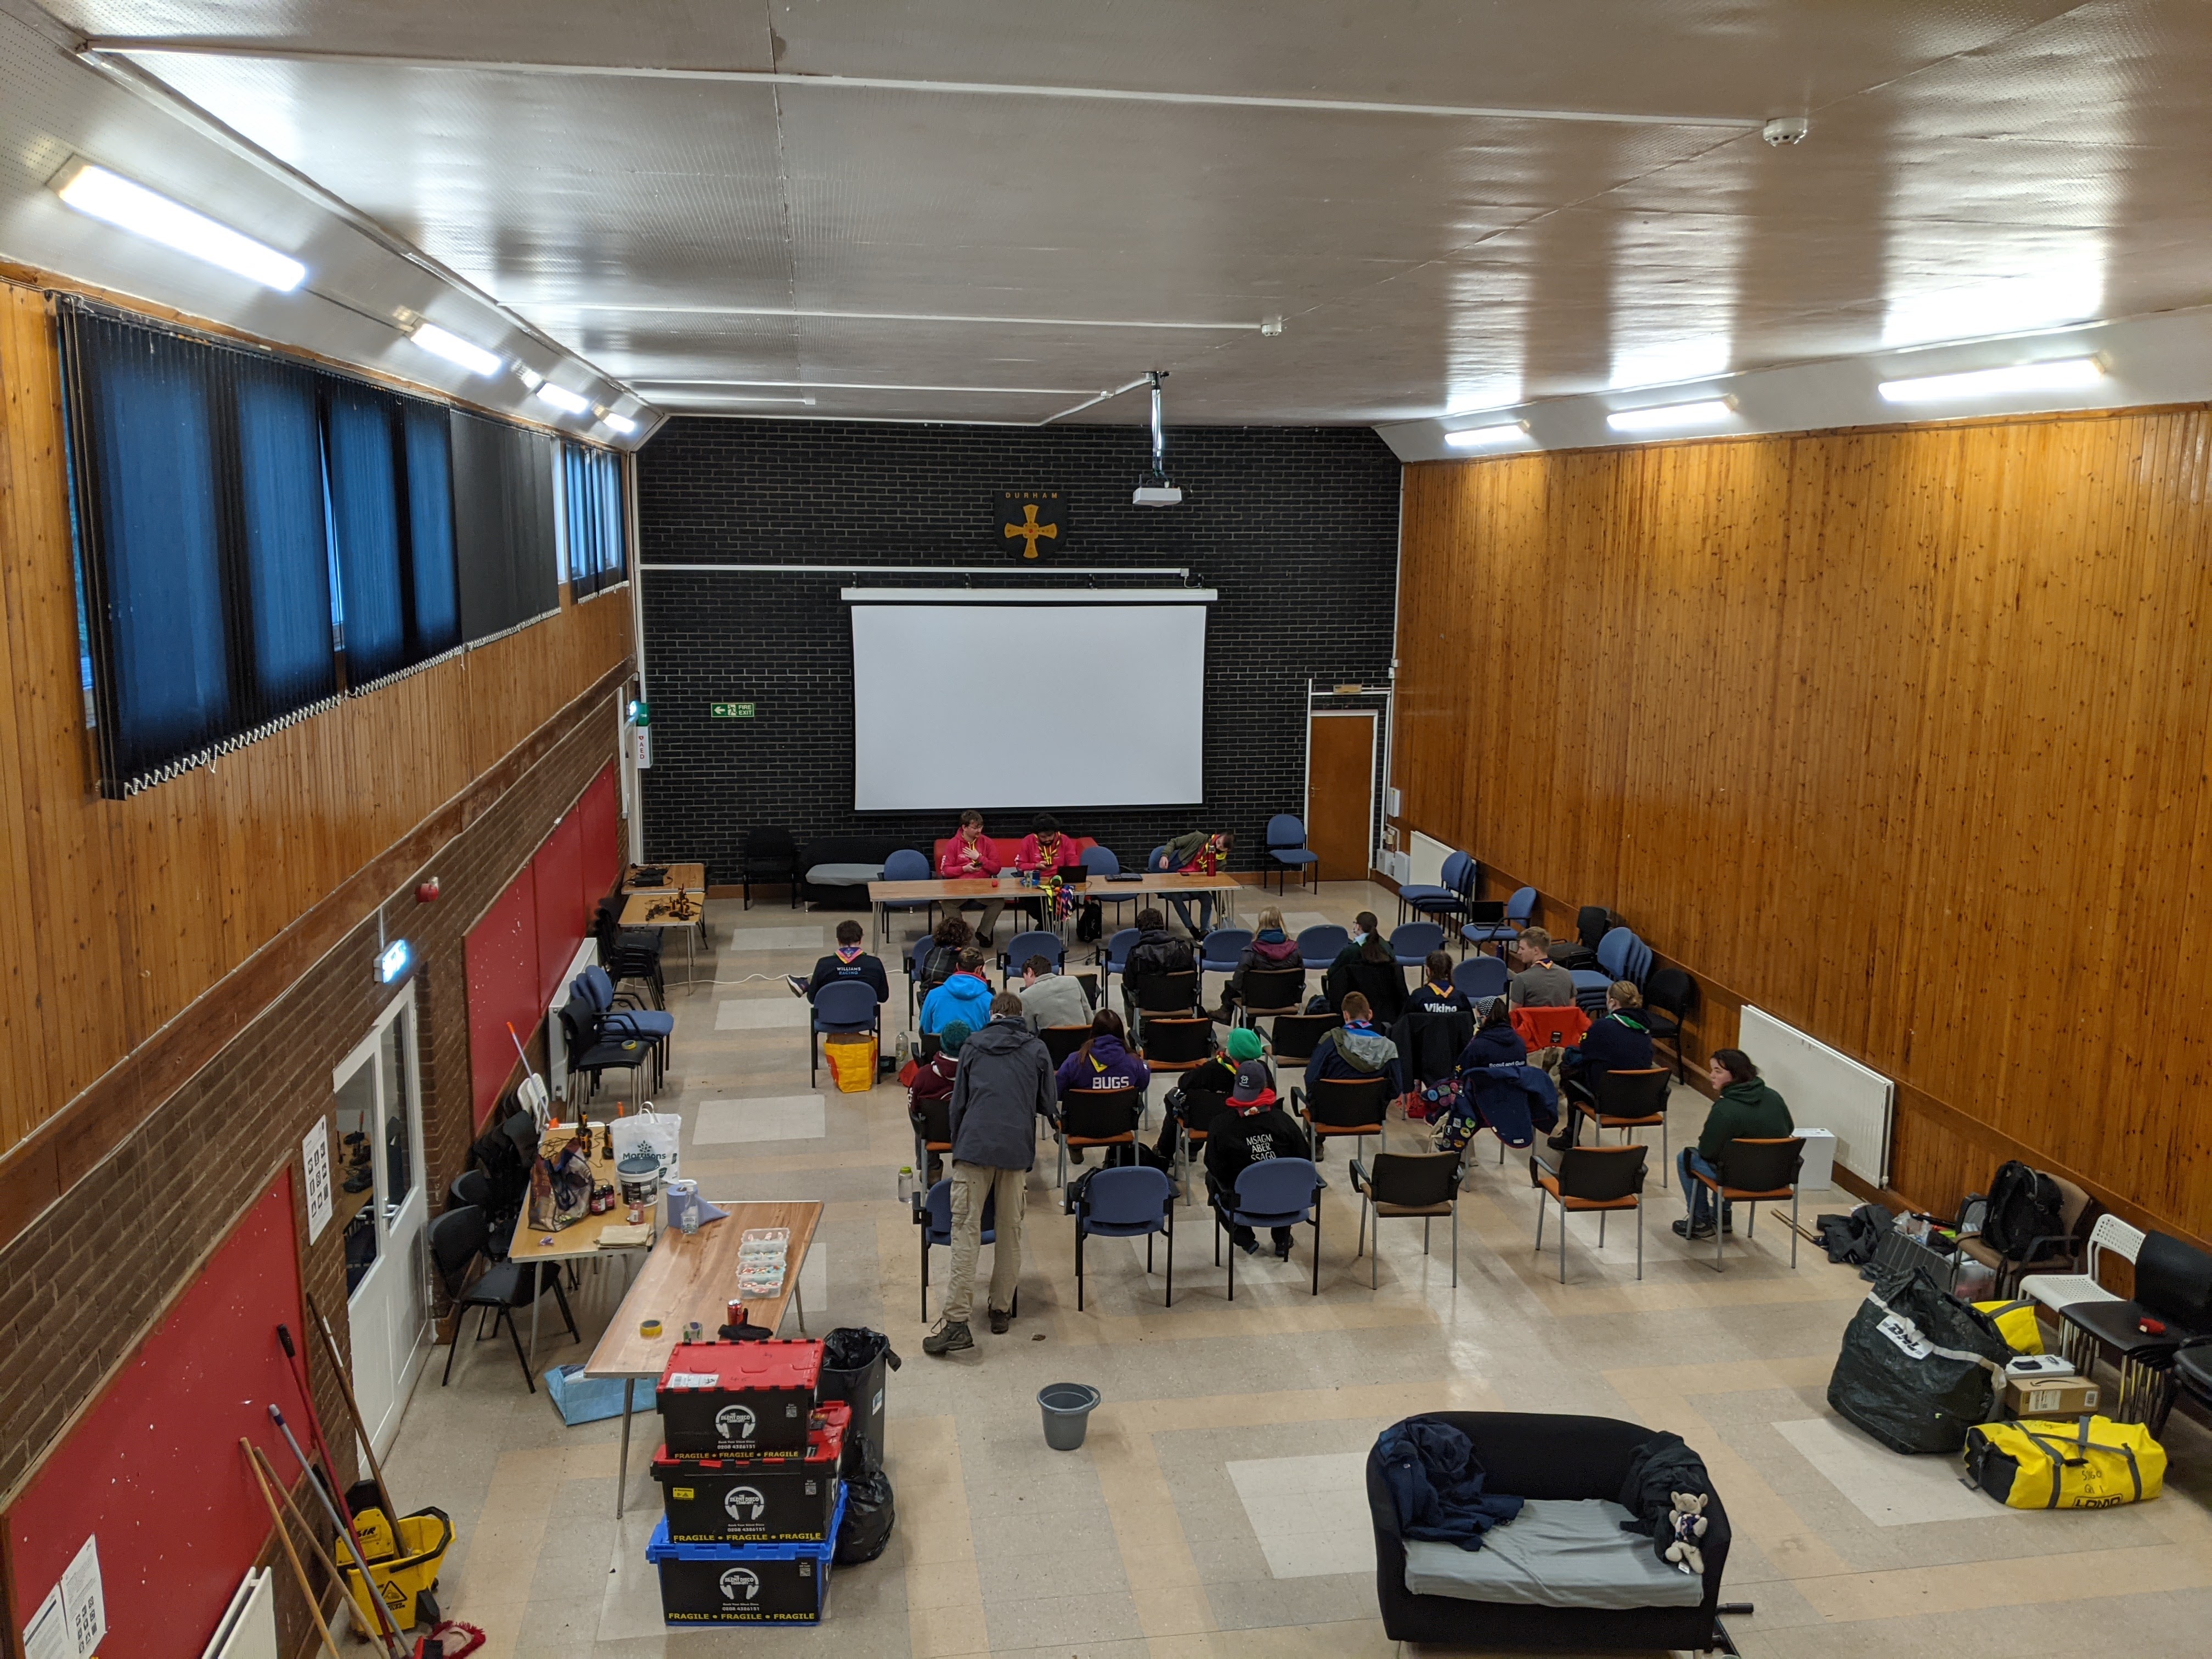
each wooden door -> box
[1305,712,1376,882]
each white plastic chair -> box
[2021,1214,2144,1368]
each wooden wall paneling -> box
[1393,406,2212,1246]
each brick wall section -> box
[0,687,621,1655]
[634,419,1401,878]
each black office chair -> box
[1141,1017,1214,1095]
[1055,1087,1143,1189]
[742,826,799,909]
[1641,967,1697,1081]
[430,1205,577,1392]
[909,1094,952,1184]
[1689,1138,1806,1272]
[1269,1011,1341,1068]
[557,998,651,1104]
[1350,1150,1466,1289]
[1293,1074,1392,1166]
[1237,966,1307,1027]
[1127,969,1200,1041]
[1566,1066,1672,1161]
[1531,1144,1650,1284]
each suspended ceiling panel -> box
[21,0,2212,426]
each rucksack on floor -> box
[1075,899,1103,943]
[1963,1416,2165,1509]
[1980,1160,2064,1259]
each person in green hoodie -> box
[1675,1048,1793,1240]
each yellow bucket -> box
[338,1506,453,1632]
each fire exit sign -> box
[711,701,755,719]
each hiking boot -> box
[989,1307,1012,1335]
[783,974,808,998]
[1273,1238,1294,1261]
[922,1319,973,1356]
[1672,1218,1717,1242]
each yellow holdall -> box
[1973,1297,2045,1354]
[1963,1415,2165,1509]
[824,1032,879,1093]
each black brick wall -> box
[635,419,1401,881]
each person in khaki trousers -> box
[925,992,1056,1356]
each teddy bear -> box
[1661,1491,1709,1576]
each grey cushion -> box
[808,862,886,886]
[1402,1499,1706,1610]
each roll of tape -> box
[639,1318,663,1338]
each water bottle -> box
[897,1166,914,1203]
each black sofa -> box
[1367,1411,1732,1653]
[796,835,922,909]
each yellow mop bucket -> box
[339,1505,453,1631]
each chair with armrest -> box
[1959,1173,2096,1300]
[1531,1143,1649,1283]
[1367,1411,1731,1652]
[1263,814,1320,894]
[741,826,799,910]
[1292,1074,1392,1169]
[1074,1165,1175,1309]
[431,1204,577,1392]
[1566,1066,1671,1161]
[1350,1150,1465,1290]
[1639,967,1697,1080]
[1213,1156,1324,1298]
[809,979,880,1086]
[1690,1138,1805,1272]
[1462,885,1535,952]
[1055,1086,1142,1190]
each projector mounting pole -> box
[1148,370,1168,482]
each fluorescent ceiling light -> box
[1877,357,2104,404]
[1443,422,1530,450]
[517,366,544,388]
[532,382,591,415]
[50,159,305,291]
[599,411,639,436]
[408,321,501,376]
[1605,398,1735,435]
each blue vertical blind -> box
[57,299,531,797]
[562,441,626,599]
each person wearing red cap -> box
[1204,1059,1308,1259]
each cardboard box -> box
[2006,1375,2101,1418]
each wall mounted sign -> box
[711,702,756,719]
[998,490,1063,557]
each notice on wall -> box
[302,1119,334,1244]
[62,1536,105,1658]
[22,1583,67,1659]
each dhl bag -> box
[825,1034,879,1093]
[1974,1297,2046,1355]
[1963,1415,2165,1509]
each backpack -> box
[1979,1160,2064,1260]
[1075,898,1103,943]
[921,944,958,987]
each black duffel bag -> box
[1827,1263,2011,1453]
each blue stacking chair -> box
[907,933,942,1023]
[1097,926,1139,1002]
[1082,845,1139,927]
[1200,928,1252,982]
[1081,846,1121,877]
[810,979,879,1085]
[1463,885,1536,951]
[1573,927,1637,1014]
[878,848,936,943]
[1263,814,1320,894]
[1213,1157,1325,1299]
[1397,850,1474,926]
[916,1177,1013,1321]
[1000,929,1065,986]
[1074,1164,1175,1308]
[573,963,670,1088]
[1297,923,1349,969]
[1389,921,1445,968]
[1452,955,1509,1003]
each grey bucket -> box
[1038,1383,1102,1451]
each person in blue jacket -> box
[921,946,996,1036]
[1558,981,1656,1147]
[1455,997,1527,1070]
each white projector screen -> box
[850,600,1207,810]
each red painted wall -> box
[533,810,585,1007]
[578,763,620,901]
[3,1176,314,1659]
[465,866,539,1127]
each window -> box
[561,441,627,599]
[58,298,545,796]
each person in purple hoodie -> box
[1054,1008,1151,1166]
[1212,905,1306,1023]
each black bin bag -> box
[836,1467,896,1566]
[1827,1263,2011,1453]
[819,1326,901,1474]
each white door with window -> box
[334,985,430,1457]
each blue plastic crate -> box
[543,1363,656,1427]
[645,1488,846,1625]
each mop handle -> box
[268,1407,405,1658]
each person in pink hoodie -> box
[937,809,1005,944]
[1214,905,1306,1022]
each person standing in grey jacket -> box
[926,992,1057,1356]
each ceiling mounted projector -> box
[1134,370,1183,506]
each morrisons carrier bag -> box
[1963,1415,2166,1509]
[1827,1264,2011,1453]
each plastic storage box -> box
[657,1339,824,1458]
[646,1489,847,1624]
[651,1402,849,1542]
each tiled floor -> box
[381,881,2212,1658]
